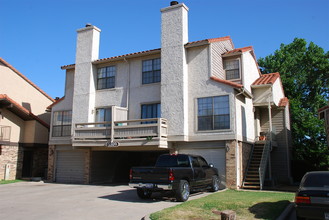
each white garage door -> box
[179,148,226,188]
[56,151,85,184]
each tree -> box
[258,38,329,171]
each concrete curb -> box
[276,202,294,220]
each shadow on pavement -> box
[98,189,175,203]
[99,189,206,203]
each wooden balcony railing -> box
[73,118,168,147]
[0,126,11,142]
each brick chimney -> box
[72,24,101,125]
[161,2,189,140]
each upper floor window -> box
[97,66,116,90]
[52,111,72,137]
[197,95,230,131]
[224,59,240,80]
[142,58,161,84]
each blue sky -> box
[1,0,328,98]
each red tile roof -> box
[252,72,280,86]
[47,96,65,110]
[61,36,235,69]
[210,76,243,89]
[0,94,50,128]
[186,36,234,48]
[0,58,55,102]
[61,48,161,69]
[279,97,289,107]
[223,46,254,55]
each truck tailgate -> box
[131,167,170,183]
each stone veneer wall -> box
[0,145,23,180]
[47,145,55,181]
[84,149,91,184]
[225,140,237,189]
[240,142,252,187]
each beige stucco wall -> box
[0,62,53,121]
[0,60,53,145]
[186,45,236,141]
[241,52,261,93]
[272,79,285,106]
[1,109,25,143]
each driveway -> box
[0,181,212,220]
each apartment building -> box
[48,2,291,189]
[0,58,54,180]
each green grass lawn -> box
[0,179,24,184]
[150,190,294,220]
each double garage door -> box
[179,148,226,188]
[55,150,167,184]
[56,151,85,184]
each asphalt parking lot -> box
[0,181,211,220]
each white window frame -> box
[52,110,72,137]
[196,95,231,131]
[223,58,241,81]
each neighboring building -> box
[319,104,329,147]
[47,2,291,189]
[0,58,54,180]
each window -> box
[198,157,209,168]
[97,66,116,89]
[52,111,72,137]
[95,108,112,126]
[197,95,230,131]
[142,58,161,84]
[192,157,200,167]
[141,103,160,124]
[141,103,160,119]
[224,59,240,80]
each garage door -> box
[90,151,167,184]
[56,151,85,184]
[179,148,226,188]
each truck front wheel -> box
[175,180,190,202]
[210,175,220,192]
[136,188,152,199]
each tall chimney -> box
[72,24,101,125]
[161,3,189,140]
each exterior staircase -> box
[242,143,264,189]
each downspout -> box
[267,88,272,181]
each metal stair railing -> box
[258,132,272,190]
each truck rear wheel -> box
[175,180,190,202]
[136,188,152,199]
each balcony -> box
[0,126,11,142]
[72,118,168,148]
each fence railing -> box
[258,132,272,190]
[73,118,168,142]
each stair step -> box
[246,178,260,181]
[246,174,259,177]
[243,182,260,186]
[242,185,261,189]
